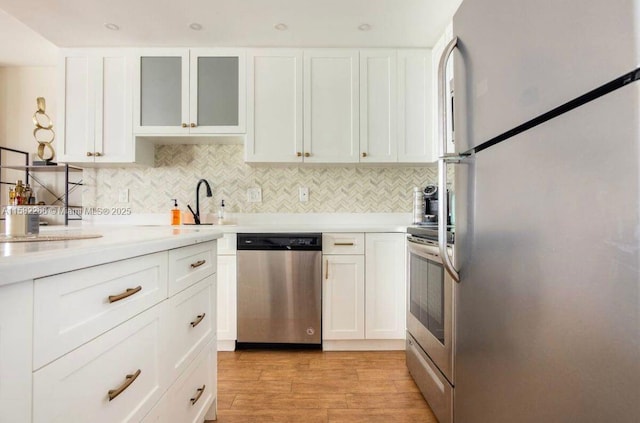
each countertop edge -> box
[0,230,222,287]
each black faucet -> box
[187,179,212,224]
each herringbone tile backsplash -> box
[84,144,439,214]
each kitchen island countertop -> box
[0,226,222,286]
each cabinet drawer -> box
[166,275,216,382]
[33,252,168,369]
[169,241,216,296]
[166,340,217,423]
[217,233,237,255]
[33,305,165,423]
[322,233,365,255]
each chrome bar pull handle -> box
[437,37,460,283]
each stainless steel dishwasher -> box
[236,233,322,346]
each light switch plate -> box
[247,188,262,203]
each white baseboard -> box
[322,339,405,351]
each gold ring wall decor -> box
[33,97,56,162]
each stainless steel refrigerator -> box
[435,1,640,422]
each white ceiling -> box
[0,9,57,66]
[0,0,462,66]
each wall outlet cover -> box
[299,187,309,202]
[247,187,262,203]
[118,189,129,203]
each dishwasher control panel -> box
[237,233,322,251]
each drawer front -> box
[34,252,168,369]
[217,233,237,255]
[33,305,166,423]
[140,392,167,423]
[169,241,216,296]
[322,233,365,255]
[166,340,217,423]
[166,275,216,383]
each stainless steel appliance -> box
[435,1,640,422]
[406,224,455,423]
[236,233,322,346]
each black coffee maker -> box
[423,185,449,223]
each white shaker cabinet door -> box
[246,49,303,162]
[58,53,95,163]
[397,49,436,163]
[59,49,150,165]
[365,233,407,339]
[322,255,365,340]
[303,49,360,163]
[166,275,216,383]
[359,50,397,163]
[33,304,166,423]
[0,281,33,423]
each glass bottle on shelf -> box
[14,180,24,205]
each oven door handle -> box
[408,241,442,262]
[437,36,461,283]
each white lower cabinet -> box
[0,281,33,423]
[166,275,216,382]
[165,339,217,423]
[323,255,365,340]
[216,233,237,351]
[33,304,165,423]
[322,232,406,348]
[33,252,168,369]
[15,240,218,423]
[365,233,406,339]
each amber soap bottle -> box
[171,199,181,225]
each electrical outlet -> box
[247,187,262,203]
[118,189,129,203]
[299,187,309,203]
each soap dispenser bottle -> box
[171,199,181,225]
[217,199,225,225]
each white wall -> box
[0,66,68,225]
[0,66,57,154]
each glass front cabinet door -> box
[135,48,246,135]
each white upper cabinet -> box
[134,48,246,135]
[397,49,436,163]
[359,50,397,163]
[303,49,360,163]
[246,48,437,164]
[246,49,303,163]
[58,50,153,166]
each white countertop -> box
[0,213,411,286]
[88,212,412,234]
[0,226,222,286]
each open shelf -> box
[0,147,83,225]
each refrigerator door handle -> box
[438,36,461,283]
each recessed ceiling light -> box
[104,23,120,31]
[189,22,203,31]
[358,23,372,31]
[274,23,288,31]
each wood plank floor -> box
[209,350,438,423]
